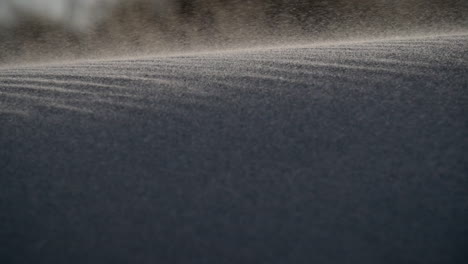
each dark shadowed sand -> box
[1,34,467,263]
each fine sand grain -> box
[1,34,467,263]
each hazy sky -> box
[0,0,129,30]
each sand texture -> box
[1,34,467,263]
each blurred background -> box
[0,0,467,64]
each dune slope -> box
[1,34,467,263]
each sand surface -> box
[1,34,467,263]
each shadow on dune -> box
[1,34,467,263]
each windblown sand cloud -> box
[1,0,466,64]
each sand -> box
[1,33,467,263]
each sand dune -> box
[1,34,467,263]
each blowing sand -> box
[1,33,467,263]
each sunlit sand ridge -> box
[1,34,467,263]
